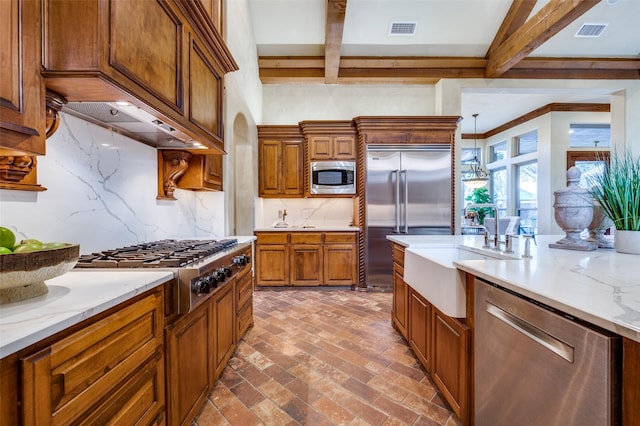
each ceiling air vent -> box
[575,23,608,38]
[389,21,417,36]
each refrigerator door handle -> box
[402,170,408,233]
[393,169,400,233]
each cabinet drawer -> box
[290,233,323,244]
[324,232,357,243]
[256,232,288,244]
[21,290,163,425]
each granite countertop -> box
[0,270,174,358]
[388,234,640,343]
[254,226,360,232]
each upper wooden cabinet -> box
[300,121,357,161]
[258,126,304,198]
[41,0,237,153]
[353,116,461,145]
[0,0,46,155]
[177,154,223,191]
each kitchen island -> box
[387,234,640,425]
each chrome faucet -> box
[281,209,287,223]
[464,203,499,248]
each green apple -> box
[42,242,67,250]
[13,243,42,253]
[0,246,12,254]
[0,227,16,250]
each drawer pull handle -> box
[486,302,574,362]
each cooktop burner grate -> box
[76,239,238,268]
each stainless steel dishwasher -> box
[474,278,621,426]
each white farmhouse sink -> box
[404,246,510,318]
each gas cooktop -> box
[75,239,238,269]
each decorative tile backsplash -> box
[0,114,226,254]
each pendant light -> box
[462,113,489,188]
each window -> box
[569,123,610,148]
[515,130,537,156]
[490,141,507,162]
[491,167,507,217]
[567,151,610,189]
[516,161,537,234]
[461,147,480,165]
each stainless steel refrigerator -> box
[366,145,452,290]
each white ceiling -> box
[247,0,640,133]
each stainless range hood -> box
[62,102,208,151]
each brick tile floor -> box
[195,289,461,426]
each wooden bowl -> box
[0,244,80,304]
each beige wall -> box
[262,85,436,124]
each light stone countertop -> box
[388,234,640,343]
[0,236,257,359]
[0,270,174,358]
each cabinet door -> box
[281,141,304,196]
[21,291,164,426]
[290,245,323,286]
[323,243,357,285]
[256,244,289,286]
[409,289,431,372]
[189,38,223,140]
[205,154,223,189]
[109,0,183,111]
[165,302,210,426]
[212,279,236,380]
[259,140,281,195]
[431,308,469,423]
[333,136,356,160]
[392,263,408,339]
[0,0,45,154]
[309,136,333,160]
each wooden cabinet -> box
[324,232,358,285]
[165,300,211,426]
[236,269,254,339]
[409,288,432,372]
[42,0,237,153]
[299,121,357,161]
[20,289,165,426]
[255,232,289,286]
[212,277,236,379]
[307,135,356,161]
[392,241,469,424]
[0,0,46,156]
[432,307,469,423]
[177,154,223,191]
[255,231,359,287]
[391,243,408,339]
[258,126,304,197]
[290,233,323,286]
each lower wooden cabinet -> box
[212,278,236,379]
[165,302,210,426]
[255,231,358,287]
[432,308,469,424]
[236,271,254,338]
[392,241,469,424]
[409,289,431,372]
[21,289,165,426]
[392,263,408,339]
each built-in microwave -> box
[310,161,356,195]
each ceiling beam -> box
[485,0,600,78]
[258,55,639,84]
[487,0,537,57]
[325,0,348,84]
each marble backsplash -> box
[0,113,226,254]
[255,197,356,228]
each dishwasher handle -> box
[486,302,574,362]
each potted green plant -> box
[587,148,640,255]
[464,187,494,225]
